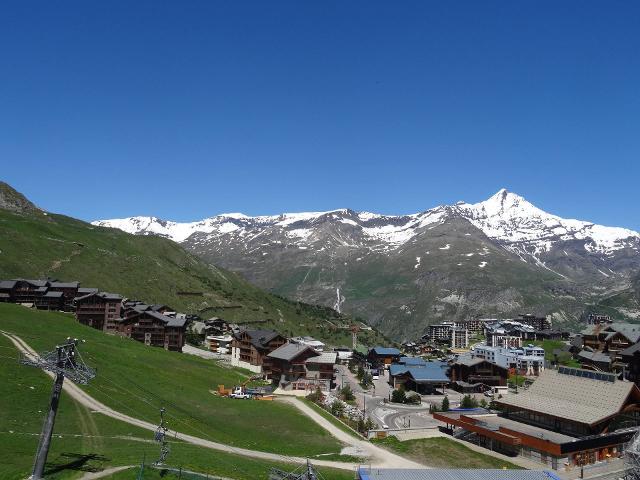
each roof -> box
[42,291,64,298]
[370,347,401,356]
[390,362,449,383]
[0,280,17,289]
[15,279,49,287]
[237,329,282,350]
[50,281,80,288]
[77,287,99,294]
[607,323,640,344]
[496,368,639,426]
[453,356,490,368]
[145,310,187,328]
[268,343,316,361]
[577,349,612,364]
[357,468,560,480]
[305,352,337,364]
[399,356,427,366]
[621,342,640,357]
[75,291,122,302]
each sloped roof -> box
[390,362,449,383]
[400,356,427,366]
[268,343,316,361]
[577,350,611,364]
[305,352,337,364]
[237,329,282,350]
[145,310,187,328]
[42,291,64,298]
[370,347,401,356]
[621,342,640,357]
[0,280,17,289]
[496,368,638,426]
[75,291,122,302]
[50,281,80,288]
[607,323,640,344]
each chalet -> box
[435,367,640,470]
[388,361,449,394]
[367,347,401,368]
[231,329,286,374]
[577,349,612,372]
[48,281,80,310]
[74,291,123,332]
[621,342,640,386]
[11,279,50,304]
[267,343,336,391]
[35,291,65,311]
[117,310,187,352]
[581,323,640,374]
[450,356,509,388]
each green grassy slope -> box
[0,333,353,480]
[0,304,343,458]
[0,206,387,346]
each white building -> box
[206,334,233,354]
[290,336,325,352]
[472,344,546,376]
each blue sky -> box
[1,1,639,229]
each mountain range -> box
[94,189,640,340]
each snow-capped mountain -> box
[94,189,639,258]
[93,189,640,340]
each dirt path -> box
[1,333,367,472]
[280,397,424,468]
[77,465,132,480]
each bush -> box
[330,399,345,417]
[306,387,323,402]
[391,388,406,404]
[340,384,355,401]
[406,393,421,405]
[441,396,450,412]
[460,394,479,409]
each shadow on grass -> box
[45,452,109,475]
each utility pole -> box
[154,407,170,466]
[21,338,95,480]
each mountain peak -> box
[0,181,39,213]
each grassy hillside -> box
[0,304,343,459]
[0,206,387,346]
[0,332,353,480]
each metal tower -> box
[624,428,640,480]
[153,407,170,466]
[21,337,96,480]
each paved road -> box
[281,396,425,469]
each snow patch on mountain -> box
[93,189,640,260]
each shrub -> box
[340,384,355,401]
[441,396,450,412]
[391,388,406,404]
[330,399,345,417]
[406,393,421,405]
[306,387,323,402]
[460,394,479,409]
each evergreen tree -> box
[441,396,450,411]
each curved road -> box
[3,332,421,471]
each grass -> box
[0,324,357,480]
[530,339,581,367]
[0,304,343,459]
[372,436,523,469]
[0,207,388,347]
[298,398,362,439]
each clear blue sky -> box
[1,1,639,229]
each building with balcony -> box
[74,291,122,331]
[230,329,286,374]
